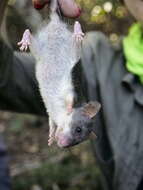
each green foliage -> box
[76,0,132,34]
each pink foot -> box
[67,102,73,114]
[48,136,55,146]
[17,29,31,51]
[65,94,74,114]
[73,21,84,43]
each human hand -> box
[32,0,81,18]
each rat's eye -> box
[76,127,82,133]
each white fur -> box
[30,14,80,129]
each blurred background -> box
[1,0,134,190]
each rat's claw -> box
[73,33,84,44]
[20,45,25,51]
[19,41,30,51]
[17,41,22,46]
[25,46,28,51]
[19,43,26,51]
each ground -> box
[0,111,102,190]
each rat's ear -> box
[83,101,101,119]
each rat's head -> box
[55,101,101,148]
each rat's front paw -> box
[17,29,31,51]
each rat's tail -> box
[50,0,60,20]
[51,0,58,13]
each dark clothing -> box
[0,39,46,190]
[81,32,143,190]
[0,135,11,190]
[0,39,46,115]
[0,32,143,190]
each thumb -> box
[58,0,81,18]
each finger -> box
[58,0,81,18]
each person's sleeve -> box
[81,32,115,189]
[81,31,114,99]
[81,31,110,135]
[0,38,46,116]
[0,134,11,190]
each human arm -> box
[0,39,46,116]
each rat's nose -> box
[57,135,72,148]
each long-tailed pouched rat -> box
[18,0,101,148]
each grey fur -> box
[19,9,101,147]
[30,13,78,123]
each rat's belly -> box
[35,58,74,118]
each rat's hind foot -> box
[73,21,84,43]
[65,93,74,114]
[48,136,55,146]
[48,118,57,146]
[17,29,31,51]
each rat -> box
[18,0,101,148]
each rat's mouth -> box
[56,136,77,148]
[56,133,91,148]
[56,135,72,148]
[58,141,79,148]
[57,138,85,148]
